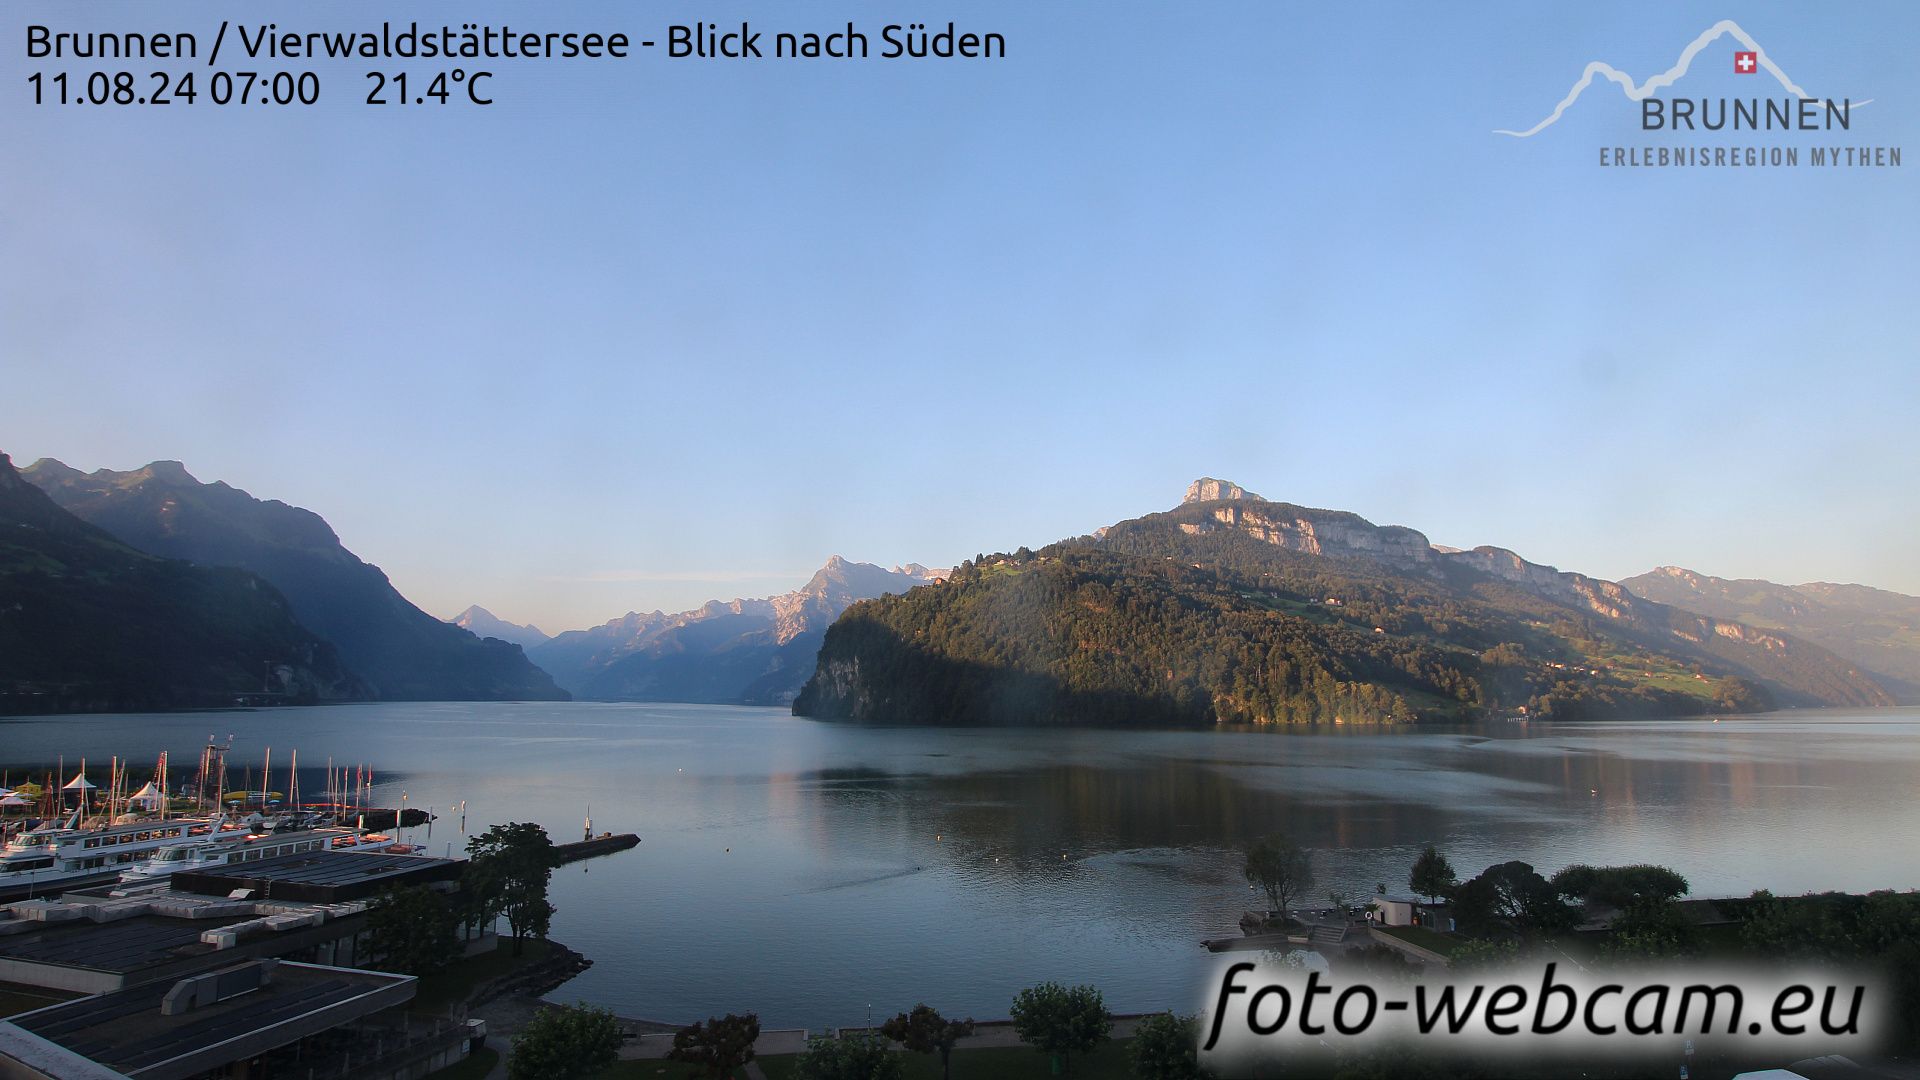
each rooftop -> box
[170,848,463,903]
[0,915,238,975]
[2,960,413,1080]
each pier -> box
[555,833,639,865]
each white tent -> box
[127,781,165,807]
[61,773,96,792]
[0,795,28,809]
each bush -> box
[506,1002,621,1080]
[791,1032,903,1080]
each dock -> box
[555,833,639,865]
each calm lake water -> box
[3,703,1918,1027]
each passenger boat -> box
[122,824,406,882]
[0,814,220,902]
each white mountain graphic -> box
[1497,19,1864,137]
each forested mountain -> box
[531,557,945,704]
[794,480,1891,727]
[0,452,367,714]
[24,458,566,702]
[448,605,551,650]
[1623,566,1920,702]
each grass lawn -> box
[413,938,556,1014]
[1376,924,1464,958]
[758,1041,1135,1080]
[427,1046,499,1080]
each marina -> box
[0,738,428,904]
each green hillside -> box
[795,484,1888,727]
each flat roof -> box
[0,915,240,974]
[170,849,463,903]
[8,962,412,1078]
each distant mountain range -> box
[0,453,366,713]
[530,557,946,704]
[9,451,1909,723]
[1623,567,1920,703]
[23,457,565,703]
[794,479,1892,726]
[448,605,551,650]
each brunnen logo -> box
[1497,19,1900,169]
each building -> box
[0,850,479,1079]
[0,958,464,1080]
[1371,897,1454,932]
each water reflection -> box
[1,703,1916,1027]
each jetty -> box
[556,832,639,865]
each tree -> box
[880,1004,973,1080]
[466,821,561,956]
[1243,835,1313,916]
[365,884,460,975]
[792,1032,904,1080]
[1408,846,1456,905]
[1551,864,1689,911]
[1128,1012,1214,1080]
[1451,861,1577,939]
[507,1002,622,1080]
[1009,982,1110,1076]
[1603,896,1697,960]
[669,1013,760,1079]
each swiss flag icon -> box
[1735,51,1758,74]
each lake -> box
[3,703,1918,1028]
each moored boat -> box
[0,814,219,902]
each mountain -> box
[448,605,550,650]
[0,452,367,714]
[23,458,566,702]
[531,557,945,704]
[793,479,1892,727]
[1622,567,1920,702]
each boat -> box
[4,742,411,899]
[121,823,407,882]
[0,813,221,902]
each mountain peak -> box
[448,605,550,648]
[22,457,84,486]
[136,460,198,485]
[1183,477,1261,505]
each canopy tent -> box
[127,781,165,807]
[61,773,96,792]
[0,795,29,809]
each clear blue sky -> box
[4,2,1915,632]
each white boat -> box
[121,825,409,882]
[0,814,220,901]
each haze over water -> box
[3,703,1917,1028]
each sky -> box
[4,2,1916,633]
